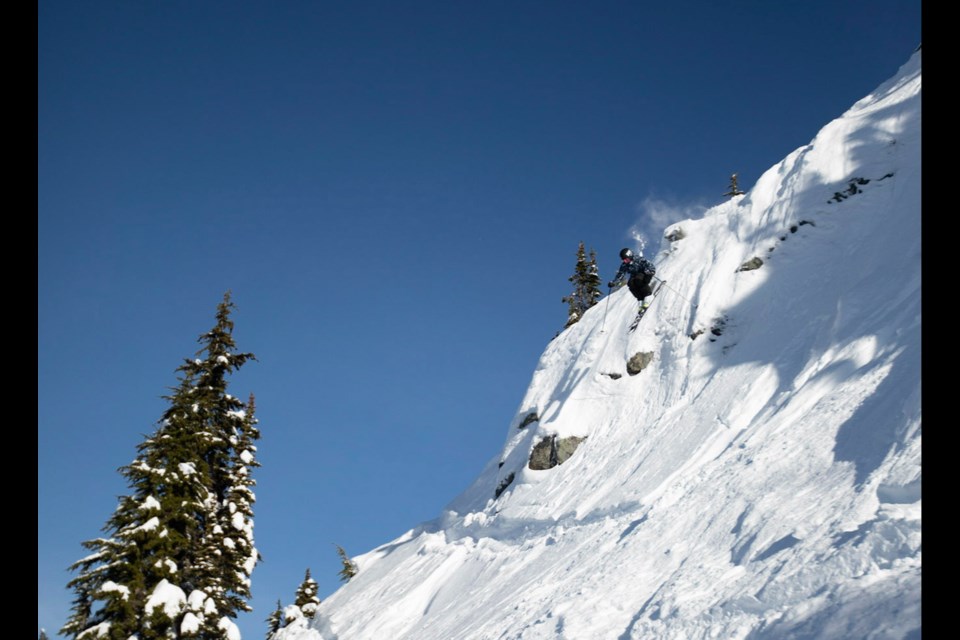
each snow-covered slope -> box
[280,51,921,640]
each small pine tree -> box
[265,600,284,638]
[724,173,745,197]
[39,630,50,640]
[293,568,321,617]
[61,293,260,640]
[334,545,358,583]
[561,242,603,329]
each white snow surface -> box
[76,621,110,639]
[280,53,921,640]
[284,604,305,624]
[140,495,161,511]
[129,516,160,534]
[180,612,201,635]
[99,581,130,601]
[153,557,178,573]
[187,589,212,612]
[144,579,186,620]
[218,617,242,640]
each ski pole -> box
[653,276,697,308]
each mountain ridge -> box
[276,50,921,640]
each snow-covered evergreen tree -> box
[193,390,261,633]
[265,568,321,639]
[724,172,745,196]
[335,545,358,583]
[561,241,603,329]
[265,600,283,639]
[61,293,259,640]
[293,568,321,617]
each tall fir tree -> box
[293,568,321,617]
[561,242,603,329]
[61,293,260,640]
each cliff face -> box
[278,51,921,640]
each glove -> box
[607,281,615,288]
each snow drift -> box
[277,51,921,640]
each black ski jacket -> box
[610,257,656,286]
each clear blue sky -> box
[38,1,920,637]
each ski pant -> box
[628,274,654,301]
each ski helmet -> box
[620,248,634,260]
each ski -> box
[628,281,665,332]
[627,306,648,331]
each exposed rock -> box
[603,372,622,380]
[709,316,729,341]
[518,411,539,430]
[494,472,515,499]
[829,177,870,203]
[692,318,729,342]
[665,226,686,242]
[555,436,586,465]
[528,435,587,470]
[737,257,764,272]
[528,438,554,470]
[627,351,654,376]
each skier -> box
[608,248,657,311]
